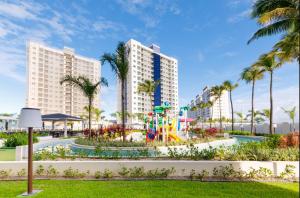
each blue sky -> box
[0,0,298,122]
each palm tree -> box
[248,0,299,66]
[248,0,299,43]
[210,85,226,130]
[247,110,265,133]
[223,80,239,131]
[240,67,264,134]
[262,109,271,122]
[253,53,281,134]
[101,42,129,142]
[137,80,160,110]
[281,106,296,131]
[60,75,108,138]
[235,112,247,130]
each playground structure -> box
[145,102,193,143]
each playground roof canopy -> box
[42,113,82,122]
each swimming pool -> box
[232,135,264,143]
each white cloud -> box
[197,51,205,62]
[227,9,251,23]
[117,0,181,28]
[221,51,238,57]
[234,86,299,122]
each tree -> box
[248,0,299,66]
[223,80,239,131]
[210,85,226,130]
[235,112,247,125]
[101,42,129,142]
[248,0,299,43]
[60,75,108,138]
[137,80,160,110]
[240,67,264,134]
[247,110,265,133]
[262,109,271,122]
[281,106,296,131]
[253,53,282,134]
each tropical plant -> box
[101,42,129,142]
[248,0,300,68]
[223,80,239,131]
[60,75,108,138]
[281,106,296,131]
[235,112,247,125]
[252,53,282,134]
[137,79,160,110]
[240,67,264,134]
[262,109,271,122]
[210,85,226,130]
[247,110,265,133]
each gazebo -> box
[41,113,82,137]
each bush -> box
[75,137,146,147]
[4,133,38,147]
[279,132,299,148]
[226,130,251,136]
[205,128,218,137]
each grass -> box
[0,180,298,198]
[0,148,15,161]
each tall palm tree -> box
[281,106,296,131]
[248,0,300,67]
[210,85,226,130]
[101,42,129,142]
[248,0,299,44]
[240,67,264,134]
[253,53,282,134]
[223,80,239,131]
[137,80,160,110]
[60,75,108,138]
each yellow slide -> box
[169,133,181,142]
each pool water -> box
[233,136,264,144]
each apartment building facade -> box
[26,41,100,116]
[188,86,230,121]
[118,39,179,126]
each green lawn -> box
[0,180,298,198]
[0,148,15,161]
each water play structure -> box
[145,102,193,143]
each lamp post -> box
[18,108,42,196]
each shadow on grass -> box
[0,180,298,198]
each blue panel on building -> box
[153,53,161,106]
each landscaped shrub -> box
[190,169,209,181]
[34,149,56,161]
[17,168,26,177]
[146,167,175,178]
[35,165,45,176]
[46,165,59,177]
[205,128,218,137]
[63,167,89,178]
[226,130,251,136]
[279,132,299,148]
[4,133,38,147]
[0,169,11,178]
[246,167,273,179]
[279,164,296,179]
[129,167,145,178]
[102,169,113,178]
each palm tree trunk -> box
[251,80,255,135]
[121,80,126,142]
[219,98,222,130]
[269,71,274,134]
[229,90,234,131]
[88,98,92,139]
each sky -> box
[0,0,298,122]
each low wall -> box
[0,160,298,178]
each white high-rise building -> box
[118,39,179,126]
[26,41,100,116]
[188,86,230,120]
